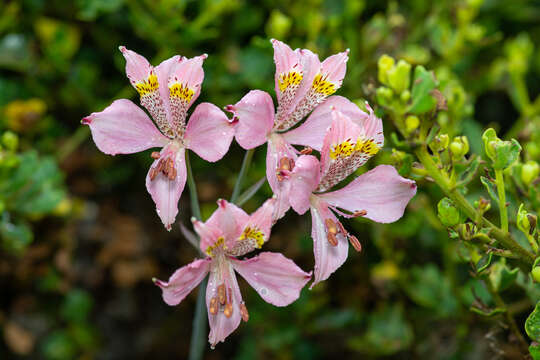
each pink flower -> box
[225,40,350,220]
[288,109,417,288]
[82,47,234,230]
[154,199,311,347]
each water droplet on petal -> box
[260,287,268,296]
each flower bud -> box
[532,267,540,283]
[429,134,449,153]
[387,60,412,94]
[405,115,420,134]
[474,197,491,213]
[482,128,522,169]
[450,136,469,160]
[377,54,395,85]
[376,86,394,107]
[400,90,411,102]
[438,197,461,227]
[265,10,292,40]
[517,204,537,237]
[2,131,18,151]
[521,160,539,186]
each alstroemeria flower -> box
[225,39,349,219]
[288,109,417,287]
[154,199,311,347]
[82,47,234,230]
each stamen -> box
[149,167,158,181]
[300,147,313,155]
[288,158,295,171]
[151,151,161,159]
[240,302,249,322]
[348,235,362,252]
[353,210,367,217]
[325,218,338,234]
[279,157,291,171]
[209,297,218,315]
[218,284,226,305]
[224,303,233,318]
[327,232,338,246]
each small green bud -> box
[438,197,461,227]
[377,54,395,85]
[391,149,407,162]
[429,134,449,153]
[387,60,412,94]
[517,204,531,234]
[474,197,491,213]
[2,131,18,151]
[375,86,394,108]
[400,90,411,102]
[482,128,522,169]
[405,115,420,134]
[532,267,540,283]
[521,160,539,186]
[265,10,292,40]
[450,136,469,160]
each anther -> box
[327,232,338,247]
[300,147,313,155]
[224,303,233,318]
[288,158,295,170]
[279,157,291,171]
[209,297,218,315]
[151,151,161,159]
[353,210,367,217]
[149,167,158,181]
[324,218,338,234]
[169,167,177,180]
[348,235,362,252]
[240,302,249,322]
[217,284,226,305]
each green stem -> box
[230,149,254,204]
[185,150,206,360]
[415,146,534,265]
[495,169,508,234]
[185,151,201,220]
[57,126,90,162]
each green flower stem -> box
[230,149,254,204]
[185,151,206,360]
[415,146,535,265]
[494,169,508,234]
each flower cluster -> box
[82,40,417,347]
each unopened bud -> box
[376,87,394,107]
[474,197,491,213]
[482,128,522,169]
[517,204,536,236]
[405,115,420,134]
[377,54,395,85]
[429,134,449,153]
[400,90,411,102]
[521,160,539,186]
[450,136,469,160]
[2,131,18,151]
[532,267,540,283]
[387,59,412,94]
[437,197,461,227]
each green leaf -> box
[437,197,461,227]
[470,306,506,317]
[61,289,93,323]
[530,343,540,360]
[480,176,500,206]
[455,155,481,187]
[489,260,519,291]
[476,253,493,273]
[408,65,437,114]
[526,302,540,342]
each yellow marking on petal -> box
[330,140,355,159]
[354,138,380,156]
[312,74,336,95]
[238,226,265,248]
[205,236,226,257]
[169,83,194,102]
[278,71,303,92]
[135,73,159,96]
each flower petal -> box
[168,54,207,131]
[145,145,187,230]
[119,46,151,84]
[289,155,320,215]
[184,103,234,162]
[320,49,349,88]
[82,99,169,155]
[205,199,250,249]
[310,200,349,288]
[266,136,297,220]
[207,260,243,347]
[319,165,417,223]
[226,198,276,257]
[226,90,274,149]
[232,252,311,306]
[154,258,210,306]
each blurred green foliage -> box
[0,0,539,359]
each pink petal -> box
[193,218,223,254]
[226,90,274,149]
[282,95,379,151]
[168,54,207,131]
[266,136,297,220]
[154,258,210,306]
[272,39,301,101]
[207,260,243,347]
[231,252,311,307]
[145,145,187,230]
[289,155,320,215]
[246,197,275,239]
[319,165,417,223]
[154,55,181,128]
[82,99,168,155]
[320,49,349,88]
[310,200,349,288]
[119,46,151,84]
[184,102,234,162]
[205,199,250,249]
